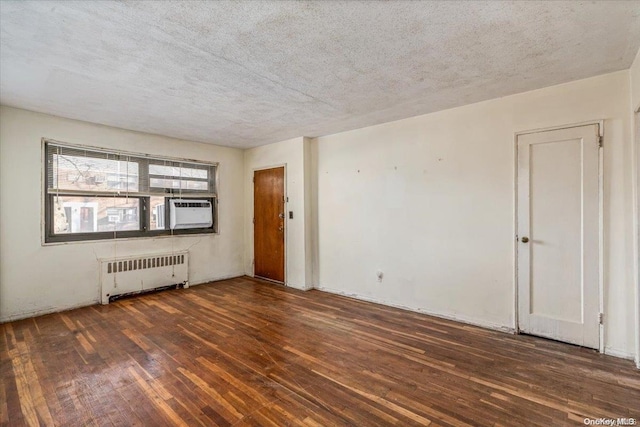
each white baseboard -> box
[316,286,515,334]
[286,283,313,291]
[189,273,245,287]
[245,273,313,291]
[0,299,99,323]
[604,346,636,360]
[0,273,246,323]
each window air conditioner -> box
[169,199,213,230]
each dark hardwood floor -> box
[1,276,638,426]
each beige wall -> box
[629,49,640,367]
[0,106,245,321]
[313,71,636,358]
[630,48,640,112]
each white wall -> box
[630,48,640,112]
[0,106,245,321]
[303,137,315,287]
[629,48,640,367]
[313,71,636,358]
[243,137,313,290]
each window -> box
[44,141,218,243]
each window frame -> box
[43,139,219,244]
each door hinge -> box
[598,136,603,148]
[598,313,604,324]
[253,177,255,183]
[253,218,255,224]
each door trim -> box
[634,110,640,369]
[513,120,604,353]
[252,164,287,285]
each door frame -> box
[513,120,604,353]
[634,108,640,369]
[252,163,287,285]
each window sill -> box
[41,230,219,247]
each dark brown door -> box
[254,167,285,282]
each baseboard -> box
[189,273,246,287]
[604,346,636,360]
[245,273,313,291]
[316,286,515,334]
[0,299,99,323]
[286,283,313,291]
[0,272,246,323]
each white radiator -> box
[100,251,189,304]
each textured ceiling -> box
[1,1,639,148]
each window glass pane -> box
[51,154,139,192]
[149,164,207,179]
[150,178,208,191]
[45,142,217,242]
[52,196,140,233]
[149,196,165,230]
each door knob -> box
[521,236,529,243]
[278,226,284,231]
[278,213,285,219]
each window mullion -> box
[141,197,148,232]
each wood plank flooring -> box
[1,276,639,426]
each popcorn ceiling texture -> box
[1,1,639,148]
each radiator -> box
[100,251,189,304]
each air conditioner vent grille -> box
[173,201,210,208]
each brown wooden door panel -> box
[254,167,285,282]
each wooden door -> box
[517,124,600,349]
[254,167,285,282]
